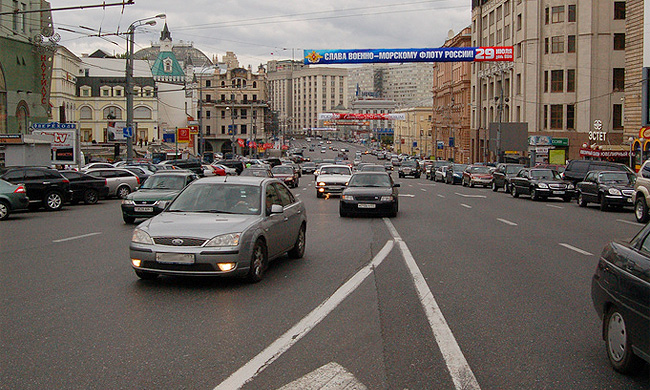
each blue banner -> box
[32,122,76,129]
[304,47,513,65]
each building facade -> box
[432,27,472,163]
[471,0,627,164]
[50,46,81,124]
[394,107,433,157]
[348,99,398,145]
[626,0,649,169]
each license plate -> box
[134,206,154,212]
[553,191,565,195]
[156,253,195,264]
[358,203,376,209]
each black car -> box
[60,170,109,204]
[301,162,317,174]
[0,166,72,211]
[591,224,650,373]
[576,170,635,211]
[398,160,421,178]
[563,160,632,184]
[510,168,575,201]
[339,172,399,217]
[491,163,524,192]
[161,158,203,176]
[445,164,468,184]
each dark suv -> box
[161,158,203,176]
[563,160,632,184]
[0,167,72,211]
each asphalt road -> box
[1,141,648,389]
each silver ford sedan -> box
[129,176,307,282]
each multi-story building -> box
[199,62,268,155]
[471,0,627,164]
[51,46,81,124]
[394,106,433,157]
[0,0,53,133]
[626,0,649,168]
[348,63,434,108]
[267,60,348,135]
[432,27,472,163]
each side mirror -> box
[270,204,284,214]
[393,183,400,187]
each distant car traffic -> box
[315,164,352,198]
[271,165,299,188]
[444,164,468,185]
[129,176,307,282]
[398,160,421,178]
[339,172,399,218]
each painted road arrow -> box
[277,362,367,390]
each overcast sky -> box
[51,0,471,68]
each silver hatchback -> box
[129,176,307,282]
[85,168,141,199]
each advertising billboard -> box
[31,128,78,165]
[304,47,513,65]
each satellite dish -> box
[447,29,455,39]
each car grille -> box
[135,200,156,205]
[549,183,566,190]
[355,195,380,201]
[154,237,207,246]
[622,189,634,196]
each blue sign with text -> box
[304,47,514,65]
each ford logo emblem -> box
[171,239,184,246]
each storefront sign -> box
[32,122,76,130]
[551,138,569,147]
[535,147,550,154]
[304,47,514,65]
[579,148,629,158]
[588,131,607,141]
[32,129,77,164]
[0,134,23,144]
[528,135,552,146]
[639,127,650,139]
[177,128,190,142]
[319,113,405,121]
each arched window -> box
[80,106,93,120]
[252,81,257,88]
[16,102,28,133]
[134,106,152,119]
[103,106,122,119]
[242,80,247,88]
[221,81,225,87]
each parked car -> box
[159,158,203,176]
[509,168,575,201]
[271,165,300,188]
[563,160,632,184]
[240,167,273,178]
[591,224,650,373]
[339,172,399,218]
[123,166,154,185]
[215,159,245,175]
[0,166,72,211]
[129,176,307,282]
[398,160,421,178]
[462,165,493,188]
[60,170,109,204]
[121,170,198,223]
[634,160,650,223]
[491,163,524,192]
[85,168,141,199]
[576,170,635,211]
[82,162,114,171]
[315,164,353,198]
[427,161,450,181]
[0,179,29,220]
[444,164,468,185]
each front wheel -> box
[511,185,519,198]
[44,191,64,211]
[247,240,268,283]
[635,197,649,223]
[600,195,609,211]
[577,193,587,207]
[604,306,643,373]
[492,181,498,192]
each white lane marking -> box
[546,204,564,209]
[295,193,301,197]
[617,219,644,227]
[437,194,446,198]
[420,188,427,192]
[497,218,518,226]
[559,243,594,256]
[461,204,472,209]
[277,362,367,390]
[454,193,487,199]
[214,240,395,390]
[408,184,414,187]
[384,219,481,390]
[302,187,307,191]
[52,232,101,243]
[399,194,415,198]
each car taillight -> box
[14,185,26,194]
[62,178,70,184]
[136,176,141,184]
[104,179,108,186]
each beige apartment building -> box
[471,0,627,164]
[626,0,649,169]
[394,107,433,157]
[432,27,472,163]
[267,60,348,136]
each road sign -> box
[123,126,133,138]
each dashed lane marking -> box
[461,204,472,209]
[617,219,644,227]
[559,243,594,256]
[454,193,487,199]
[52,232,102,243]
[497,218,518,226]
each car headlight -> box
[380,196,393,201]
[154,200,169,208]
[318,182,326,186]
[122,199,135,205]
[537,183,548,189]
[132,229,154,245]
[567,183,575,190]
[608,188,622,196]
[342,195,354,201]
[205,233,241,247]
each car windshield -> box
[348,174,391,187]
[320,166,350,175]
[361,166,385,172]
[403,161,417,167]
[452,165,468,172]
[272,166,293,174]
[531,170,559,180]
[506,165,523,174]
[599,172,634,184]
[468,166,490,173]
[140,175,186,190]
[241,169,270,177]
[167,183,261,215]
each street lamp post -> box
[226,106,236,155]
[125,13,165,163]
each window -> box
[220,94,226,101]
[614,34,625,50]
[205,80,211,87]
[221,110,226,119]
[241,124,247,135]
[504,25,510,40]
[80,106,93,120]
[206,94,211,102]
[497,29,502,44]
[613,104,623,129]
[134,106,151,119]
[102,89,110,97]
[103,107,122,119]
[567,69,576,92]
[551,36,564,53]
[81,88,90,97]
[221,125,226,134]
[551,6,564,23]
[517,14,522,30]
[504,0,510,16]
[516,43,522,58]
[543,105,548,129]
[497,6,502,21]
[568,5,576,22]
[613,68,625,91]
[567,35,576,53]
[544,37,549,54]
[240,109,247,119]
[205,110,211,119]
[544,71,549,92]
[545,7,549,24]
[551,70,564,92]
[550,105,563,129]
[567,104,575,129]
[516,73,521,95]
[614,2,625,20]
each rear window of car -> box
[568,160,590,173]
